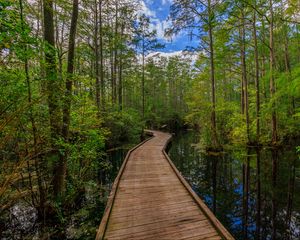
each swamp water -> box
[1,132,299,239]
[168,131,300,240]
[0,148,129,240]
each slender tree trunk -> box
[113,1,118,105]
[269,0,277,144]
[61,0,79,194]
[280,6,296,117]
[43,0,64,197]
[142,38,145,118]
[99,0,105,110]
[283,35,290,74]
[240,9,249,143]
[19,0,46,220]
[94,0,100,112]
[110,48,114,103]
[241,78,245,114]
[54,2,65,82]
[118,56,122,111]
[208,0,218,147]
[296,25,300,63]
[253,10,260,142]
[118,24,125,111]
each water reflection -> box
[0,148,129,240]
[168,131,300,240]
[98,148,128,187]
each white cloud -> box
[147,51,198,64]
[147,51,183,58]
[137,51,198,65]
[138,0,156,17]
[150,19,171,40]
[138,0,177,42]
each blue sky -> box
[140,0,198,52]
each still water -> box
[1,132,299,239]
[168,131,300,240]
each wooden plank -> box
[95,134,154,240]
[110,205,200,223]
[112,199,194,213]
[113,193,191,204]
[162,140,235,239]
[108,212,205,231]
[106,217,210,239]
[95,130,234,240]
[106,219,214,240]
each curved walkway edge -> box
[96,130,234,240]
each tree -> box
[43,0,64,197]
[167,0,224,147]
[134,14,163,118]
[61,0,79,194]
[269,0,277,144]
[253,9,260,142]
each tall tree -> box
[239,3,250,142]
[18,0,46,216]
[134,14,163,118]
[269,0,277,144]
[167,0,221,147]
[94,0,101,111]
[43,0,63,197]
[61,0,79,194]
[99,0,105,110]
[253,8,260,142]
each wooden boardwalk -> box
[96,130,234,240]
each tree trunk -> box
[113,1,119,105]
[94,0,101,112]
[208,0,218,147]
[142,38,145,118]
[239,9,249,143]
[99,0,105,111]
[269,0,277,144]
[253,10,260,142]
[19,0,46,220]
[280,2,296,117]
[110,48,114,103]
[43,0,64,197]
[118,24,125,111]
[61,0,79,194]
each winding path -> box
[96,130,234,240]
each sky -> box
[140,0,198,53]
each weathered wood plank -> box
[95,130,234,240]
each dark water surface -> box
[168,131,300,240]
[0,148,129,240]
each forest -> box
[0,0,299,239]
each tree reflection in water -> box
[168,131,300,240]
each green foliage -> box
[104,109,144,147]
[66,129,107,182]
[1,0,300,239]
